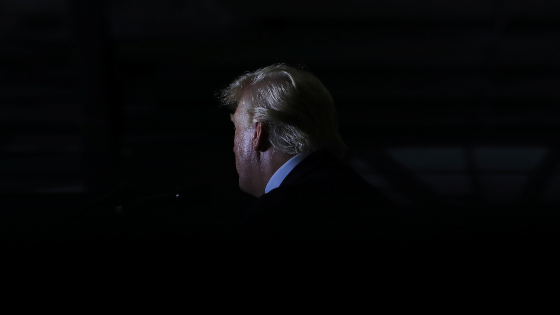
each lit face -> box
[231,103,256,195]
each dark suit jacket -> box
[231,149,400,278]
[240,149,392,228]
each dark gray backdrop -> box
[1,1,558,240]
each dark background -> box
[1,0,559,264]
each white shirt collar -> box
[264,152,310,194]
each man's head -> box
[220,64,348,197]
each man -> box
[219,64,394,274]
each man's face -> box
[231,102,256,196]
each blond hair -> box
[219,64,348,160]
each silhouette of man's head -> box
[220,64,347,197]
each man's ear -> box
[252,121,269,152]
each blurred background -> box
[1,0,559,223]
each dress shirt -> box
[264,152,311,194]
